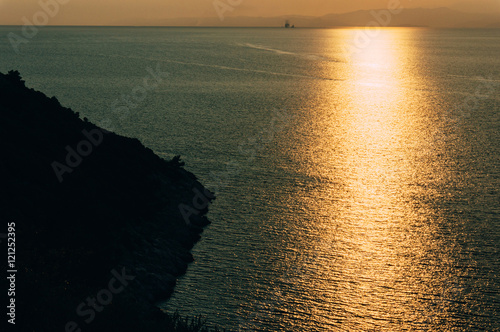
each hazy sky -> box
[1,0,499,25]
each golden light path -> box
[277,28,460,331]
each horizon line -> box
[3,24,498,29]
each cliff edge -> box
[0,71,217,331]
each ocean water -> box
[1,27,499,331]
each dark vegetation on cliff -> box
[0,71,222,331]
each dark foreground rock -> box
[0,71,217,331]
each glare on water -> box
[0,26,497,331]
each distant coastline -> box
[2,7,497,28]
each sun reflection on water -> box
[278,29,464,331]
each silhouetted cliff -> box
[0,71,218,331]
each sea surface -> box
[1,27,499,331]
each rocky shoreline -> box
[0,71,219,331]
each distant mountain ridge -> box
[141,7,500,28]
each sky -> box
[0,0,499,25]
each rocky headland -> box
[0,71,219,331]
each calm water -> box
[1,27,499,331]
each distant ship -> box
[284,20,295,28]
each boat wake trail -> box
[239,43,340,63]
[159,59,342,81]
[241,43,296,56]
[98,53,341,81]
